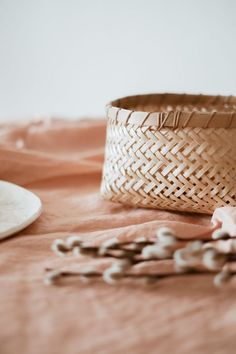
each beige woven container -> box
[101,93,236,214]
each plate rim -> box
[0,180,42,239]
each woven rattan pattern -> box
[101,94,236,214]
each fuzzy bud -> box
[203,248,227,271]
[98,238,118,255]
[51,239,69,257]
[142,244,172,259]
[44,270,61,286]
[156,227,175,239]
[214,270,231,287]
[66,235,82,249]
[103,267,122,285]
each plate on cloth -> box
[0,180,42,240]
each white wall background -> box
[0,0,235,121]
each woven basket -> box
[101,93,236,214]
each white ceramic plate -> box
[0,180,42,240]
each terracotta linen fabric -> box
[0,118,235,354]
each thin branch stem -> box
[45,268,236,281]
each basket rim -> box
[107,93,236,128]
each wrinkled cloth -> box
[0,118,235,354]
[212,207,236,237]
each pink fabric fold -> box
[0,118,235,354]
[212,207,236,237]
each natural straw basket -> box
[101,93,236,214]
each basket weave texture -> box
[101,93,236,214]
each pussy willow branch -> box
[51,241,236,264]
[46,228,236,287]
[44,266,236,288]
[45,268,223,280]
